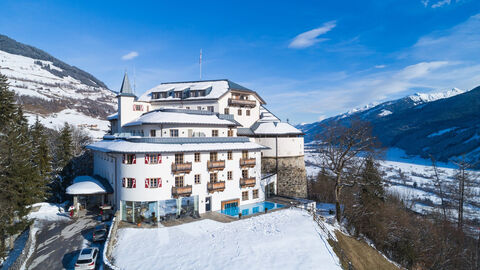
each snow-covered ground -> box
[27,202,70,222]
[305,147,480,222]
[112,209,342,270]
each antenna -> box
[199,49,202,80]
[133,64,136,94]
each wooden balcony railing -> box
[171,162,192,174]
[228,98,256,108]
[240,177,256,188]
[207,160,225,171]
[239,158,256,168]
[172,185,192,198]
[207,181,226,193]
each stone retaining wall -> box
[103,211,121,270]
[8,224,36,270]
[262,156,307,198]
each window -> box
[175,176,184,187]
[195,174,201,184]
[207,106,214,112]
[175,153,184,164]
[145,154,161,164]
[150,130,156,137]
[170,129,179,137]
[152,92,160,99]
[238,109,242,116]
[194,152,201,162]
[227,129,234,137]
[197,106,202,110]
[186,106,190,110]
[242,191,249,201]
[227,171,233,180]
[210,173,218,183]
[227,151,233,160]
[209,152,218,161]
[122,178,136,188]
[224,108,229,114]
[242,150,249,159]
[175,91,182,98]
[145,178,161,188]
[246,110,250,116]
[133,104,143,111]
[242,169,248,179]
[212,130,218,137]
[123,154,136,164]
[253,189,259,199]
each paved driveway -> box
[26,215,106,270]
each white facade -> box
[88,77,303,222]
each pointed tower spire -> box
[119,72,134,96]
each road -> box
[26,215,105,270]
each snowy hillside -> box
[112,209,342,270]
[0,35,116,138]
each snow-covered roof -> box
[87,138,268,153]
[124,109,239,127]
[138,79,266,104]
[107,113,118,120]
[259,106,280,122]
[66,175,113,195]
[251,121,303,135]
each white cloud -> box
[288,21,336,49]
[421,0,429,7]
[121,51,139,60]
[432,0,451,8]
[375,65,386,69]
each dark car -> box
[92,224,108,242]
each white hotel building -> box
[70,74,304,223]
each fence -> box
[103,211,121,270]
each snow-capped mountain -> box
[0,34,116,138]
[298,86,480,164]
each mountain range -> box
[0,34,116,138]
[298,86,480,164]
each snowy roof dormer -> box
[249,106,303,136]
[138,79,265,103]
[259,106,280,122]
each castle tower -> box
[116,72,136,133]
[251,107,307,198]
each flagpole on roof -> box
[199,49,202,80]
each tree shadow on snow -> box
[62,250,80,270]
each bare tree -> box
[315,119,382,222]
[449,157,477,230]
[430,156,448,222]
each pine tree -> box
[30,116,52,202]
[51,122,74,201]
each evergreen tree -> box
[30,116,52,202]
[51,122,74,201]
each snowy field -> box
[112,209,341,270]
[305,147,480,222]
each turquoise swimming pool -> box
[219,201,285,217]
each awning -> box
[66,175,114,195]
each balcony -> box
[240,158,256,168]
[171,162,192,174]
[172,185,192,198]
[207,160,225,171]
[228,98,256,108]
[240,177,256,188]
[207,181,226,193]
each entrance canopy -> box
[66,175,114,195]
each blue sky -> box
[0,0,480,124]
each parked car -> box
[92,224,108,242]
[74,247,99,270]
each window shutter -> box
[145,154,149,164]
[158,154,162,164]
[122,154,125,164]
[133,104,136,111]
[145,178,150,188]
[133,155,136,164]
[132,178,136,188]
[122,178,125,187]
[159,178,162,188]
